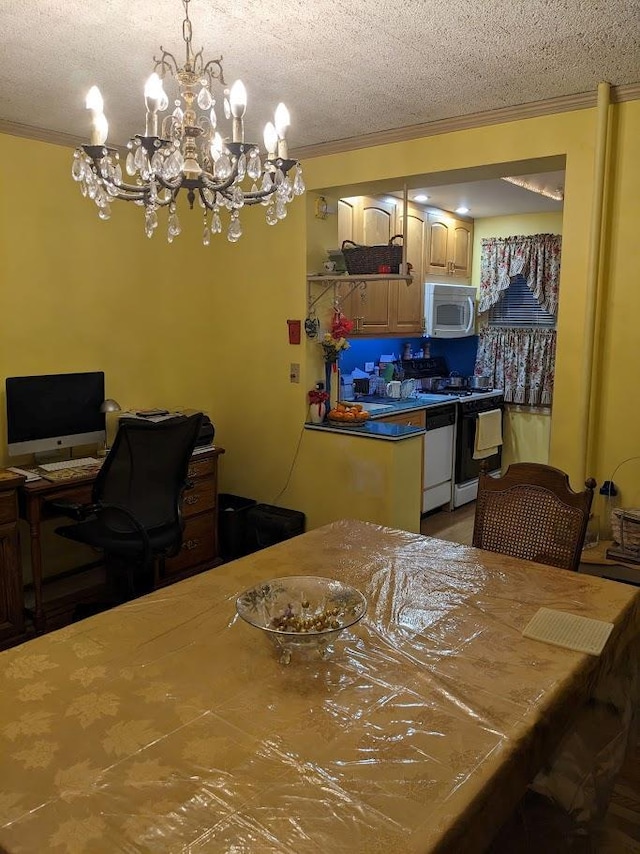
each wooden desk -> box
[580,539,640,585]
[0,470,26,647]
[8,445,225,641]
[0,520,637,852]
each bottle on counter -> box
[402,342,412,360]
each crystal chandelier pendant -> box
[197,87,212,110]
[247,150,261,181]
[71,155,84,182]
[125,151,136,176]
[266,204,278,226]
[167,205,181,242]
[214,154,232,180]
[293,165,305,196]
[227,212,242,243]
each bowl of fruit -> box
[327,402,370,426]
[236,576,367,664]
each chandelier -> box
[71,0,305,245]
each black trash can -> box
[245,503,306,554]
[218,494,257,561]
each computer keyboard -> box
[39,457,102,472]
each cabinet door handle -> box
[184,495,200,506]
[182,538,200,551]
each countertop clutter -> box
[305,393,479,440]
[306,395,444,439]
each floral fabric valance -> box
[478,233,562,314]
[474,326,556,406]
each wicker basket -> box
[611,508,640,548]
[341,235,403,275]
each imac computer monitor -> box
[6,371,106,457]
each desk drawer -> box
[0,492,17,525]
[182,478,216,518]
[188,455,216,480]
[164,513,216,576]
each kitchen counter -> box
[304,394,456,441]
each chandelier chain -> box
[182,0,193,66]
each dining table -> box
[0,518,638,853]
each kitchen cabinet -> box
[376,411,426,429]
[396,205,426,333]
[337,195,422,336]
[425,213,473,283]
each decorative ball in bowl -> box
[236,576,367,664]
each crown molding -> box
[1,83,638,156]
[0,118,85,149]
[293,82,640,160]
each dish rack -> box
[606,508,640,563]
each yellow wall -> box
[2,97,640,536]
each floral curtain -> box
[474,327,556,405]
[478,233,562,314]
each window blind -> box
[489,274,555,327]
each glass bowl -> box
[236,575,367,664]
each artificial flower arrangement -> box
[308,387,330,408]
[321,309,354,369]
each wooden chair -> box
[473,463,596,571]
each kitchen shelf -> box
[306,274,413,314]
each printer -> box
[117,409,215,447]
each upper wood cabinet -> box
[337,196,422,335]
[337,198,358,248]
[425,213,473,283]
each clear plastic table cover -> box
[0,519,638,853]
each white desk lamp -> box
[98,398,121,456]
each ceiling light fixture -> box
[501,176,564,202]
[413,194,430,203]
[71,0,305,245]
[455,206,470,215]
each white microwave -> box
[424,282,476,338]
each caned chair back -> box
[473,463,596,571]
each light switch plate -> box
[364,362,375,372]
[290,363,300,383]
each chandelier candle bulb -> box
[144,73,166,136]
[85,86,108,145]
[274,102,290,159]
[263,122,278,160]
[229,80,247,143]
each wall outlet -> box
[290,363,300,383]
[364,362,375,372]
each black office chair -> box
[54,412,204,603]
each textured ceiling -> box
[1,0,639,153]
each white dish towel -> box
[473,409,503,460]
